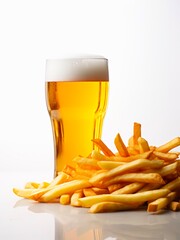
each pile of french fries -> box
[13,122,180,213]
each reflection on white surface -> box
[14,198,180,240]
[1,172,180,240]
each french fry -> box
[13,122,180,214]
[92,150,152,163]
[29,187,56,201]
[128,123,141,153]
[38,180,92,202]
[147,192,176,212]
[60,194,71,205]
[133,122,141,144]
[75,165,97,178]
[70,173,90,181]
[108,183,127,193]
[92,187,109,195]
[170,201,180,211]
[38,182,50,189]
[114,133,129,157]
[97,161,125,170]
[127,146,139,156]
[128,136,139,151]
[156,162,178,177]
[13,188,39,200]
[89,202,139,213]
[103,173,165,187]
[83,188,97,197]
[91,150,111,161]
[109,151,152,162]
[142,162,178,177]
[111,182,145,195]
[73,156,100,170]
[137,183,163,193]
[156,137,180,153]
[162,177,180,191]
[92,139,115,156]
[79,189,170,208]
[49,172,72,187]
[70,190,84,207]
[62,165,76,177]
[89,159,164,186]
[24,172,73,200]
[153,151,178,161]
[138,137,150,153]
[24,182,39,189]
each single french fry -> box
[29,187,57,201]
[114,133,129,157]
[156,162,178,177]
[13,188,39,200]
[70,190,84,207]
[147,192,176,212]
[49,172,72,188]
[162,177,180,191]
[91,150,111,161]
[60,194,71,205]
[153,151,178,161]
[156,137,180,153]
[103,173,165,187]
[89,202,139,213]
[170,201,180,211]
[92,150,152,163]
[128,137,140,154]
[92,187,109,195]
[133,122,141,144]
[142,162,178,177]
[109,151,152,162]
[79,189,170,208]
[165,173,178,182]
[24,182,39,189]
[73,156,100,170]
[92,139,115,156]
[38,182,50,189]
[138,137,150,153]
[38,180,92,202]
[63,165,76,177]
[108,183,128,193]
[75,165,97,178]
[111,182,145,195]
[70,173,90,181]
[137,183,162,193]
[128,123,141,152]
[83,188,97,197]
[89,159,164,186]
[127,146,139,156]
[97,161,125,170]
[128,136,134,147]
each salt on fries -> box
[13,122,180,214]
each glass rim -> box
[46,55,108,62]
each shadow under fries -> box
[14,199,180,240]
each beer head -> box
[45,56,109,82]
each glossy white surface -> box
[1,171,180,240]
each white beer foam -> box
[45,56,109,81]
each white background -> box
[0,0,179,173]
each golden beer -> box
[45,57,109,176]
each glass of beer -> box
[45,56,109,177]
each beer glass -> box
[45,56,109,176]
